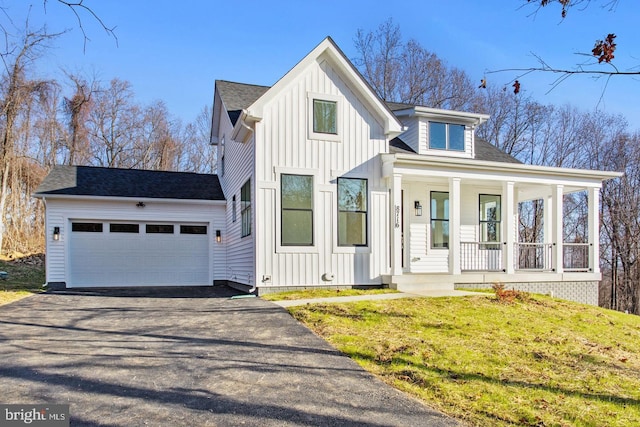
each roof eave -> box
[34,193,227,204]
[382,152,623,182]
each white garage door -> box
[69,221,211,287]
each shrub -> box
[492,282,530,304]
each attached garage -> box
[34,166,227,289]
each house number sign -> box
[394,205,401,228]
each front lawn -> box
[0,257,45,305]
[261,288,398,301]
[288,294,640,426]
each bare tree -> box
[62,71,96,165]
[353,19,478,110]
[0,28,59,253]
[87,78,140,168]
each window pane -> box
[313,99,337,134]
[241,180,251,237]
[338,178,367,246]
[481,222,501,242]
[282,174,312,209]
[110,223,139,233]
[431,220,449,248]
[146,224,174,234]
[180,225,207,235]
[449,124,465,151]
[480,195,501,221]
[430,192,449,220]
[282,210,313,245]
[338,178,367,211]
[72,222,103,232]
[338,212,366,246]
[429,122,447,149]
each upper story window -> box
[281,174,313,246]
[308,92,341,141]
[241,179,251,237]
[220,136,225,176]
[429,122,465,151]
[313,100,337,134]
[337,177,367,247]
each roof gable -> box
[35,166,225,201]
[245,37,403,137]
[216,80,269,126]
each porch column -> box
[588,187,600,274]
[390,173,403,275]
[449,178,461,275]
[544,194,553,246]
[504,181,515,274]
[552,184,564,274]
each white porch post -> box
[390,173,403,275]
[589,187,600,274]
[449,178,461,275]
[552,184,564,274]
[504,181,515,274]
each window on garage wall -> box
[146,224,174,234]
[180,225,207,235]
[110,224,139,233]
[72,222,103,232]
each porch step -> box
[383,274,455,292]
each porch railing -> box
[460,242,504,272]
[563,243,590,271]
[515,243,553,271]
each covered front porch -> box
[381,153,620,303]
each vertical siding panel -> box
[258,57,388,288]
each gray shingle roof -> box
[475,138,521,164]
[34,166,225,201]
[390,136,521,164]
[216,80,269,125]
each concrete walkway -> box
[273,289,482,307]
[0,286,460,426]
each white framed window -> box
[308,92,342,141]
[337,177,368,247]
[241,180,251,237]
[429,122,465,151]
[430,191,449,249]
[281,174,313,246]
[232,195,237,223]
[480,194,501,243]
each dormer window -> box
[429,122,465,151]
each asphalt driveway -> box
[0,286,459,426]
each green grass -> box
[261,288,399,301]
[0,259,45,305]
[288,294,640,426]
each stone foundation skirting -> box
[256,284,385,296]
[455,281,599,306]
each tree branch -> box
[46,0,117,52]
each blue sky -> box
[5,0,639,129]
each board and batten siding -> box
[254,56,390,287]
[42,197,226,285]
[216,107,256,287]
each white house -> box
[35,37,620,305]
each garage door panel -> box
[69,221,211,287]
